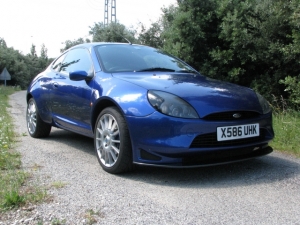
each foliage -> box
[214,0,300,100]
[162,0,220,70]
[279,76,300,107]
[60,37,91,53]
[89,22,137,44]
[158,0,300,101]
[30,44,39,57]
[138,22,164,48]
[0,39,52,89]
[0,38,7,48]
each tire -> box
[26,98,51,138]
[94,107,134,174]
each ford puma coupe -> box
[26,43,274,174]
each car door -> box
[51,47,94,136]
[50,53,68,117]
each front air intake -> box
[140,149,162,161]
[190,129,266,148]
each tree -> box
[40,44,48,59]
[0,44,32,88]
[158,0,300,101]
[280,76,300,107]
[60,38,91,53]
[138,22,164,48]
[89,22,137,43]
[30,44,37,57]
[0,38,7,48]
[39,44,51,70]
[0,38,51,89]
[162,0,220,69]
[210,0,300,99]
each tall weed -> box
[271,95,300,156]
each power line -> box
[104,0,116,26]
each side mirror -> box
[69,71,90,81]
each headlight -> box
[147,90,199,118]
[256,93,271,114]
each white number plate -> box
[217,123,259,141]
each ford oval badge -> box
[233,113,242,119]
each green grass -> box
[51,181,68,189]
[0,85,26,210]
[51,218,67,225]
[84,209,104,225]
[0,86,21,170]
[0,85,47,211]
[272,110,300,157]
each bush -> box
[279,76,300,108]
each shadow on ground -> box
[42,128,300,189]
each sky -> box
[0,0,177,58]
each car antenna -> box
[113,31,132,45]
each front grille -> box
[190,129,266,148]
[203,111,260,121]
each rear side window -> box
[52,54,65,72]
[60,48,94,75]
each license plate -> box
[217,123,259,141]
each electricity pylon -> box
[104,0,116,26]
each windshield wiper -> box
[136,67,176,72]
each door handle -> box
[53,82,59,88]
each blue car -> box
[26,43,274,174]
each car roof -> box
[70,42,143,49]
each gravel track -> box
[1,90,300,224]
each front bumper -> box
[126,111,274,167]
[135,145,273,168]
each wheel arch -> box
[91,97,124,133]
[26,92,33,103]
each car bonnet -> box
[112,72,263,117]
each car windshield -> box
[95,44,197,73]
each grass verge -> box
[272,110,300,157]
[0,85,46,211]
